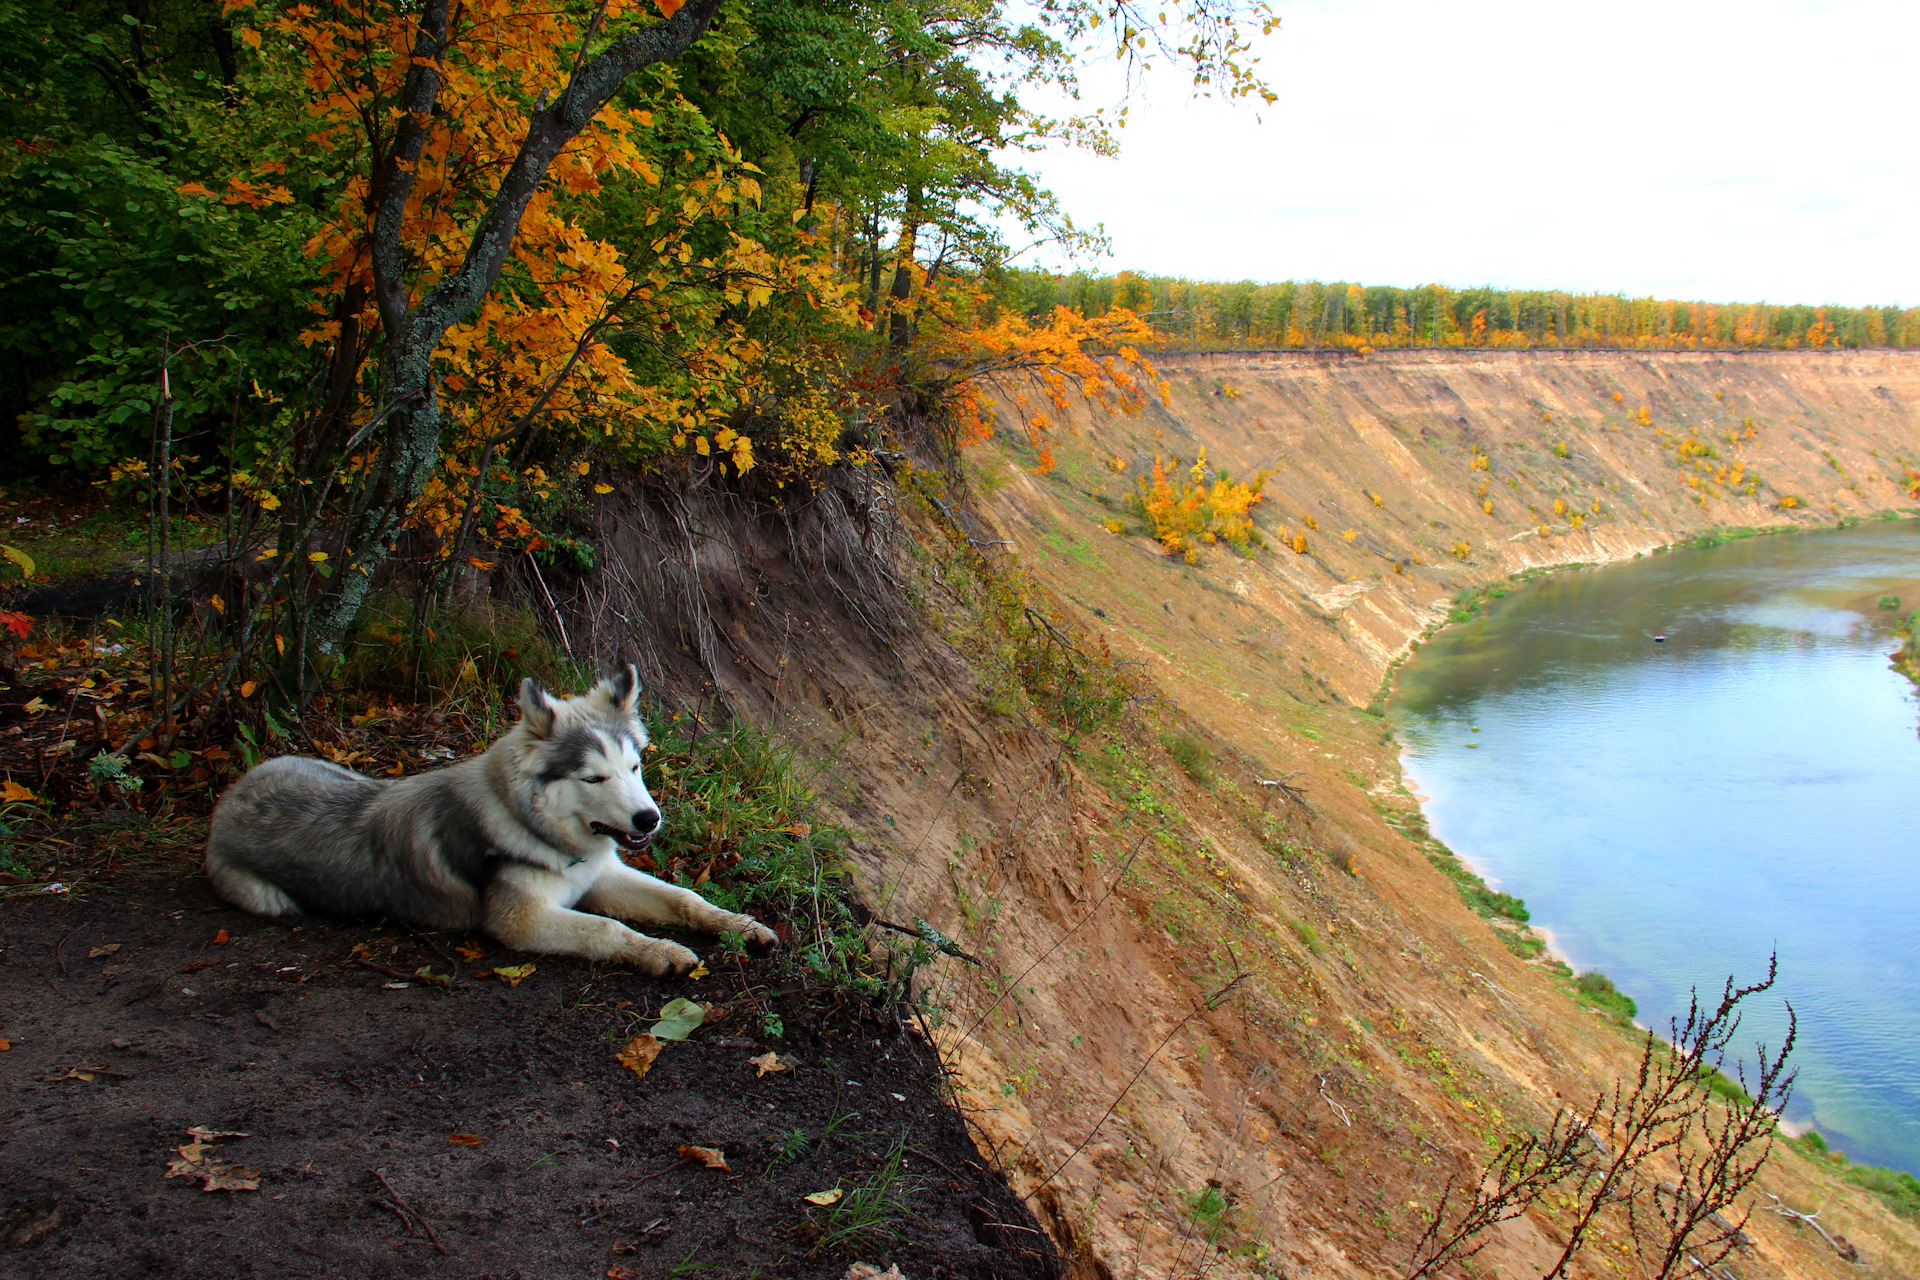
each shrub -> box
[1159,732,1214,786]
[1573,971,1638,1022]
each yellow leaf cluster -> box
[1134,449,1268,559]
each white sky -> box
[1015,0,1919,306]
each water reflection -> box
[1393,520,1920,1174]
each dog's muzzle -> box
[591,822,652,850]
[592,808,660,850]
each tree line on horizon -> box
[995,270,1920,353]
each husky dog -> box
[204,666,775,974]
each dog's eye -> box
[582,775,605,785]
[631,763,641,773]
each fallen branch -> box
[1319,1075,1353,1127]
[1763,1193,1861,1263]
[371,1168,449,1255]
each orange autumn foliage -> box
[934,302,1166,473]
[1134,449,1268,559]
[238,0,854,558]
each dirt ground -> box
[0,867,1060,1279]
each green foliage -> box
[1459,883,1530,924]
[1572,971,1638,1023]
[1876,595,1901,611]
[1159,732,1214,786]
[812,1134,911,1254]
[337,596,588,702]
[1185,1183,1233,1244]
[995,269,1920,353]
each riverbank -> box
[930,348,1920,1274]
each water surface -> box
[1392,520,1920,1174]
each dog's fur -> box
[204,666,774,974]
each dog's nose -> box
[633,807,661,835]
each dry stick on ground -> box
[371,1168,449,1255]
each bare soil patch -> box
[0,870,1056,1279]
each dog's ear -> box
[519,677,557,738]
[594,663,641,716]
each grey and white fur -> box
[204,666,774,974]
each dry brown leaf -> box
[677,1144,730,1171]
[615,1033,662,1078]
[749,1051,795,1078]
[454,941,485,961]
[448,1134,484,1146]
[165,1127,259,1193]
[211,929,230,945]
[87,943,121,958]
[607,1267,640,1280]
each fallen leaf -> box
[677,1144,730,1171]
[780,822,812,837]
[413,965,451,988]
[685,963,710,980]
[88,943,122,958]
[211,929,231,945]
[165,1127,258,1192]
[492,963,536,986]
[615,1033,662,1078]
[47,1067,98,1082]
[608,1268,640,1280]
[448,1134,485,1146]
[0,1039,10,1051]
[3,779,38,803]
[804,1188,844,1205]
[650,997,706,1041]
[22,696,48,716]
[750,1051,795,1078]
[454,941,485,961]
[239,680,257,698]
[592,483,614,494]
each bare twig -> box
[371,1168,449,1255]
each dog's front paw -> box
[739,917,779,950]
[622,937,700,977]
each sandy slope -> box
[902,350,1920,1278]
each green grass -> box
[640,717,891,998]
[812,1134,912,1254]
[1572,971,1637,1023]
[337,592,590,701]
[1159,732,1214,786]
[1792,1132,1920,1222]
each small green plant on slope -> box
[1159,731,1214,786]
[812,1133,912,1254]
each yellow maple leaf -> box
[2,779,39,804]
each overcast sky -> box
[1017,0,1918,305]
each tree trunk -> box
[273,0,727,703]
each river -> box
[1390,518,1920,1175]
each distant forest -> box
[996,271,1920,353]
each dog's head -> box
[517,664,660,852]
